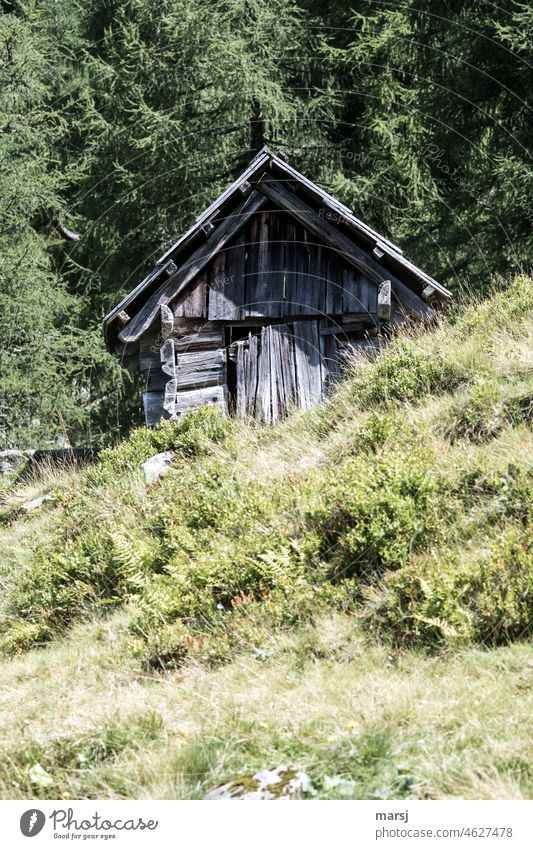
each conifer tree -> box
[0,5,86,447]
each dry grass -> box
[0,612,531,799]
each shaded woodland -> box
[1,0,531,446]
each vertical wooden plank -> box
[269,326,279,423]
[207,233,247,320]
[307,320,323,405]
[283,215,298,317]
[292,320,310,409]
[235,340,247,418]
[245,210,272,316]
[283,324,298,408]
[342,265,365,314]
[292,320,322,409]
[256,211,271,314]
[265,324,290,422]
[303,227,325,318]
[256,326,272,422]
[207,250,227,319]
[273,324,289,418]
[264,208,284,318]
[224,231,246,320]
[294,222,312,316]
[325,250,344,315]
[246,332,259,417]
[362,273,378,314]
[294,225,309,316]
[173,272,207,318]
[320,326,341,393]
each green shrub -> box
[310,444,444,580]
[349,412,404,454]
[444,381,533,443]
[493,464,533,524]
[473,529,533,644]
[445,382,506,443]
[127,539,325,670]
[92,406,236,484]
[364,524,533,649]
[449,462,533,525]
[347,341,468,408]
[0,527,164,656]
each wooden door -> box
[233,321,326,423]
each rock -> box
[21,494,53,513]
[141,451,175,484]
[204,766,311,800]
[0,449,34,475]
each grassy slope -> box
[0,276,532,800]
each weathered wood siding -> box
[137,206,383,426]
[170,208,377,322]
[139,314,379,426]
[229,318,376,423]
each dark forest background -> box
[1,0,531,448]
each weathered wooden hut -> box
[103,147,451,425]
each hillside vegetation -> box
[0,277,532,799]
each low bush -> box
[310,439,445,581]
[363,524,533,649]
[444,381,533,443]
[91,406,236,484]
[347,341,469,408]
[448,462,533,525]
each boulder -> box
[140,451,175,484]
[0,449,34,475]
[204,766,311,800]
[21,494,53,513]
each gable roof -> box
[103,147,451,352]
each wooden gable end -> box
[170,206,378,323]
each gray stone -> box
[20,494,53,513]
[204,766,311,800]
[0,449,34,475]
[140,451,175,484]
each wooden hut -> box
[103,147,451,425]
